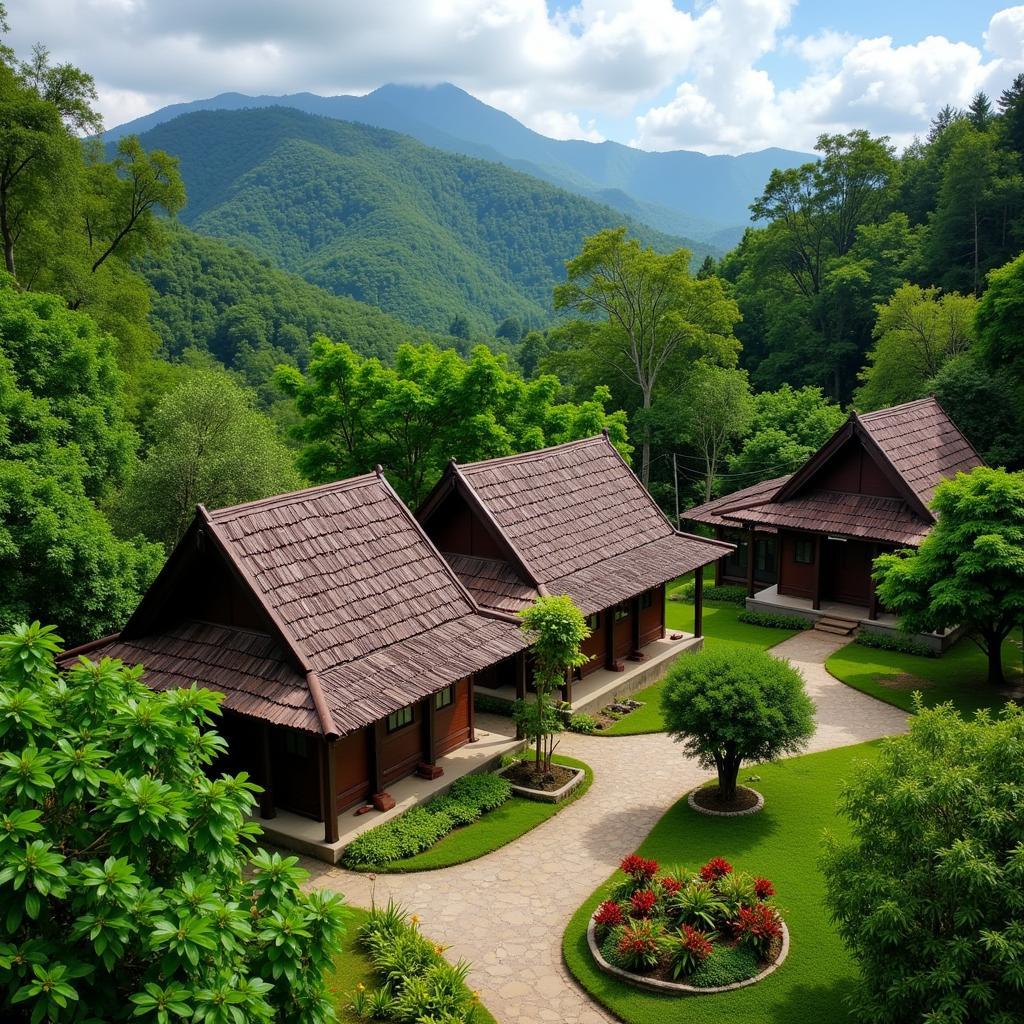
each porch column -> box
[629,595,642,658]
[369,720,385,796]
[868,543,880,620]
[745,528,756,598]
[259,723,276,820]
[812,535,823,611]
[604,607,615,669]
[321,737,339,845]
[694,565,704,639]
[515,652,527,739]
[422,696,437,766]
[468,676,477,742]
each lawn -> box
[562,741,882,1024]
[826,630,1023,717]
[598,598,801,735]
[370,754,592,871]
[327,906,498,1024]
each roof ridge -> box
[207,472,380,520]
[858,397,937,421]
[458,434,605,473]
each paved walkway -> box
[304,631,909,1024]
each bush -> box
[663,924,714,979]
[737,610,812,630]
[732,902,783,957]
[688,944,761,987]
[473,693,514,716]
[0,623,348,1024]
[613,920,663,971]
[854,629,935,657]
[821,701,1024,1024]
[341,772,512,867]
[660,647,816,801]
[671,581,747,604]
[568,713,598,734]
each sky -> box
[7,1,1024,155]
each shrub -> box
[753,876,775,901]
[0,623,348,1024]
[714,870,757,917]
[737,610,812,630]
[672,581,747,605]
[620,854,659,883]
[448,771,512,812]
[699,856,734,882]
[732,902,783,958]
[667,882,726,932]
[854,629,935,657]
[664,924,714,979]
[474,693,514,716]
[822,701,1024,1023]
[593,900,624,937]
[688,944,761,987]
[614,920,663,972]
[629,889,658,918]
[568,713,598,734]
[426,796,480,827]
[661,647,815,801]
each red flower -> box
[733,902,783,956]
[699,856,733,882]
[593,900,623,929]
[629,889,658,917]
[660,876,682,896]
[753,876,775,900]
[678,923,713,962]
[620,854,659,881]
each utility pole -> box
[673,453,680,529]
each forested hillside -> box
[133,106,707,334]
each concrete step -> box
[814,616,858,636]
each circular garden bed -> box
[688,784,764,817]
[587,853,788,993]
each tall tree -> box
[967,91,993,131]
[974,249,1024,393]
[554,227,740,485]
[997,71,1024,157]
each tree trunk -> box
[715,749,741,801]
[987,635,1005,685]
[640,388,652,487]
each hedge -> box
[671,581,748,605]
[737,610,813,631]
[855,629,936,658]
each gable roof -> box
[64,472,525,737]
[684,398,982,546]
[420,434,731,615]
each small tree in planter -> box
[515,595,589,777]
[660,648,815,805]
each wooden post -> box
[694,565,704,639]
[812,535,823,611]
[321,738,339,845]
[868,543,879,620]
[422,696,437,766]
[515,652,527,739]
[369,721,385,796]
[468,677,477,742]
[714,528,724,586]
[629,595,641,658]
[259,723,276,820]
[604,607,615,669]
[745,528,756,598]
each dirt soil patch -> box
[504,760,579,792]
[593,699,644,730]
[691,785,762,813]
[874,671,934,691]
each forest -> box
[0,4,1022,647]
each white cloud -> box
[6,1,1024,155]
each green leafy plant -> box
[668,882,727,932]
[612,920,664,972]
[736,610,812,631]
[853,629,935,657]
[663,924,714,979]
[568,713,597,734]
[714,871,758,918]
[0,622,348,1024]
[670,582,747,605]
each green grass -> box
[826,631,1023,717]
[598,599,800,736]
[369,754,592,871]
[562,741,883,1024]
[327,906,498,1024]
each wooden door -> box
[821,539,872,607]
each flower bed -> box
[498,758,585,802]
[588,853,787,993]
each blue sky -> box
[9,1,1024,154]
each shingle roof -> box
[440,434,730,611]
[65,473,525,737]
[859,398,983,505]
[442,552,537,615]
[683,475,792,528]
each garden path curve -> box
[304,632,909,1024]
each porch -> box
[255,713,525,864]
[746,585,961,654]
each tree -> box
[118,369,301,548]
[0,621,348,1023]
[495,316,523,342]
[514,595,588,776]
[975,250,1024,393]
[855,284,975,410]
[276,338,630,506]
[998,71,1024,157]
[821,699,1024,1024]
[967,91,993,131]
[660,648,815,802]
[554,227,740,485]
[448,314,471,340]
[874,467,1024,684]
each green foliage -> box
[277,337,628,506]
[671,581,747,605]
[117,367,301,548]
[821,701,1024,1024]
[874,466,1024,683]
[567,714,598,735]
[0,622,348,1023]
[975,250,1024,394]
[853,629,934,658]
[686,944,760,988]
[736,610,812,631]
[660,648,815,799]
[340,773,513,868]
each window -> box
[387,705,414,732]
[586,613,600,630]
[794,539,815,565]
[435,685,455,710]
[614,602,630,622]
[639,590,654,610]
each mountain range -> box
[132,106,700,334]
[108,82,811,248]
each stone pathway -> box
[304,632,909,1024]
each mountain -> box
[133,106,703,334]
[106,84,812,247]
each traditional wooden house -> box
[684,398,983,646]
[60,470,525,843]
[417,433,731,699]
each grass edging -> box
[358,754,593,872]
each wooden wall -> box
[381,705,425,787]
[435,679,471,756]
[424,490,506,559]
[334,728,370,812]
[778,530,817,600]
[638,586,665,646]
[580,615,607,676]
[811,439,900,498]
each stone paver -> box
[304,632,909,1024]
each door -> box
[821,539,872,607]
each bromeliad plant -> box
[0,622,349,1024]
[594,853,784,986]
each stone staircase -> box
[813,615,859,637]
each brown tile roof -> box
[442,552,537,614]
[683,475,792,528]
[446,434,730,609]
[859,398,983,505]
